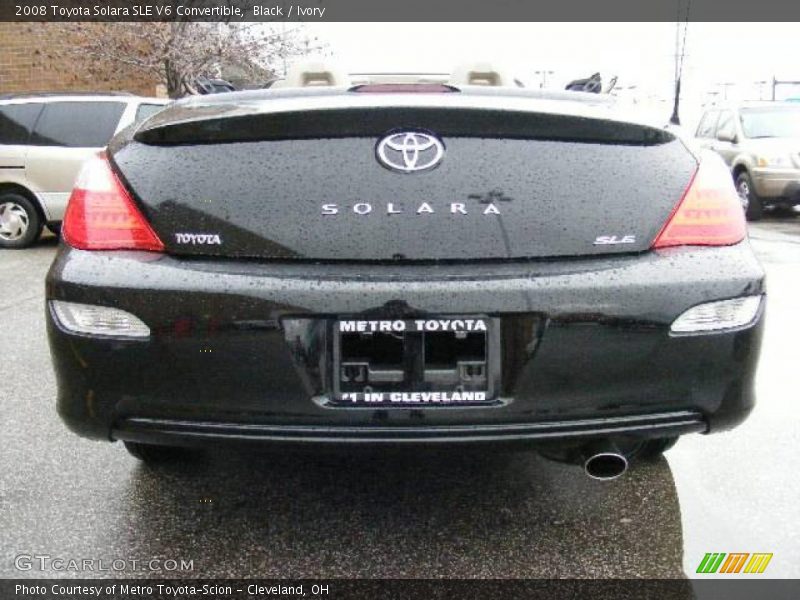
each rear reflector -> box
[62,155,164,252]
[652,155,746,249]
[670,296,762,333]
[51,300,150,338]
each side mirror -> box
[716,129,737,144]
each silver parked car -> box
[695,102,800,220]
[0,93,168,248]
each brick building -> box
[0,23,161,96]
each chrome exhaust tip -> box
[582,441,628,481]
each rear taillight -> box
[652,156,746,249]
[62,155,164,252]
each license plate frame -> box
[330,315,500,406]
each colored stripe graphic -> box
[719,553,749,573]
[697,553,726,573]
[697,552,773,574]
[744,553,773,574]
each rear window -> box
[135,103,165,123]
[30,101,125,147]
[0,103,43,145]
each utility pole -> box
[704,90,720,107]
[754,80,768,101]
[533,70,555,89]
[670,79,681,124]
[670,17,690,125]
[717,82,735,101]
[281,22,288,77]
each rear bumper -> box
[752,167,800,201]
[46,243,765,445]
[113,411,708,446]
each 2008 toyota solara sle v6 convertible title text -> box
[46,78,765,479]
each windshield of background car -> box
[739,106,800,139]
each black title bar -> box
[3,0,800,22]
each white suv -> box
[0,93,168,248]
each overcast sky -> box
[302,23,800,126]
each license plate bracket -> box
[331,316,499,406]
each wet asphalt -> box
[0,219,798,579]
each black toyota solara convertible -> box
[46,77,765,479]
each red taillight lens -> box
[62,155,164,251]
[652,156,746,249]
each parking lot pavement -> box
[673,218,800,579]
[0,220,798,579]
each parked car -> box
[695,102,800,220]
[46,65,764,479]
[0,93,168,248]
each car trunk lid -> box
[111,101,696,261]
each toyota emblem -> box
[376,131,445,173]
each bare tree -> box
[57,22,321,98]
